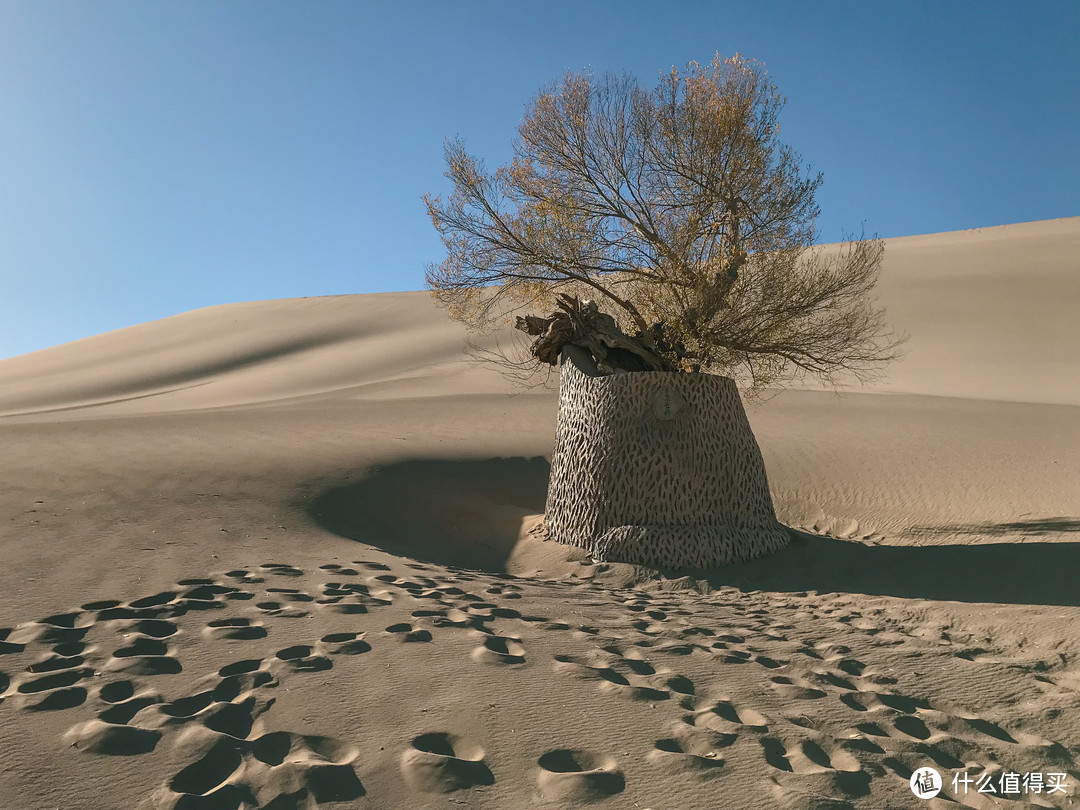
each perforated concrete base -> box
[544,347,788,568]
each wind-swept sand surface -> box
[0,217,1078,809]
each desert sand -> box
[0,217,1078,809]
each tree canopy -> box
[424,53,904,394]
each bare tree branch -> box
[424,53,906,395]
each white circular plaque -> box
[652,386,686,421]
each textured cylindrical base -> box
[545,347,788,568]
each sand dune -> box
[868,217,1080,406]
[0,293,513,418]
[1,216,1077,418]
[1,218,1078,809]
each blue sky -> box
[1,1,1077,360]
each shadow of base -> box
[305,457,1080,608]
[306,457,550,572]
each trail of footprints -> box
[537,585,1080,807]
[1,561,1078,808]
[0,561,559,808]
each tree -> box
[424,53,904,396]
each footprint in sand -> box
[414,607,485,630]
[259,563,304,578]
[88,591,192,624]
[769,675,828,701]
[56,679,166,754]
[0,627,24,655]
[763,735,872,810]
[536,749,624,803]
[115,618,179,639]
[538,620,572,632]
[274,645,332,672]
[70,673,224,760]
[7,612,92,647]
[601,646,698,697]
[105,636,182,676]
[320,632,372,655]
[836,689,929,715]
[753,653,785,669]
[253,600,309,619]
[835,658,868,677]
[709,644,754,664]
[131,592,178,608]
[373,574,444,601]
[95,604,165,623]
[485,583,524,600]
[265,587,315,603]
[9,665,94,711]
[384,623,433,643]
[65,718,163,756]
[400,732,493,793]
[92,680,164,724]
[81,599,121,611]
[201,697,263,738]
[316,581,392,613]
[25,645,87,674]
[354,559,391,571]
[223,568,265,584]
[140,691,216,728]
[318,563,360,576]
[246,731,364,803]
[4,574,377,806]
[124,667,277,736]
[647,729,729,777]
[202,617,268,641]
[471,634,525,665]
[463,601,520,621]
[211,667,277,703]
[630,618,668,636]
[553,653,669,702]
[688,698,770,733]
[175,582,236,610]
[433,584,467,597]
[217,659,262,677]
[320,581,369,596]
[805,669,860,692]
[786,738,865,776]
[164,738,247,804]
[97,680,137,703]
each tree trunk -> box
[544,345,789,568]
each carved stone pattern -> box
[545,350,789,568]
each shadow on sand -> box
[307,457,551,571]
[703,527,1080,608]
[307,457,1080,608]
[907,517,1080,539]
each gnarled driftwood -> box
[514,294,675,374]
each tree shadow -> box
[306,457,1080,608]
[907,517,1080,539]
[700,528,1080,607]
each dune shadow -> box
[699,528,1080,607]
[307,457,550,571]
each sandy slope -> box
[0,218,1078,810]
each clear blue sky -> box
[1,1,1077,360]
